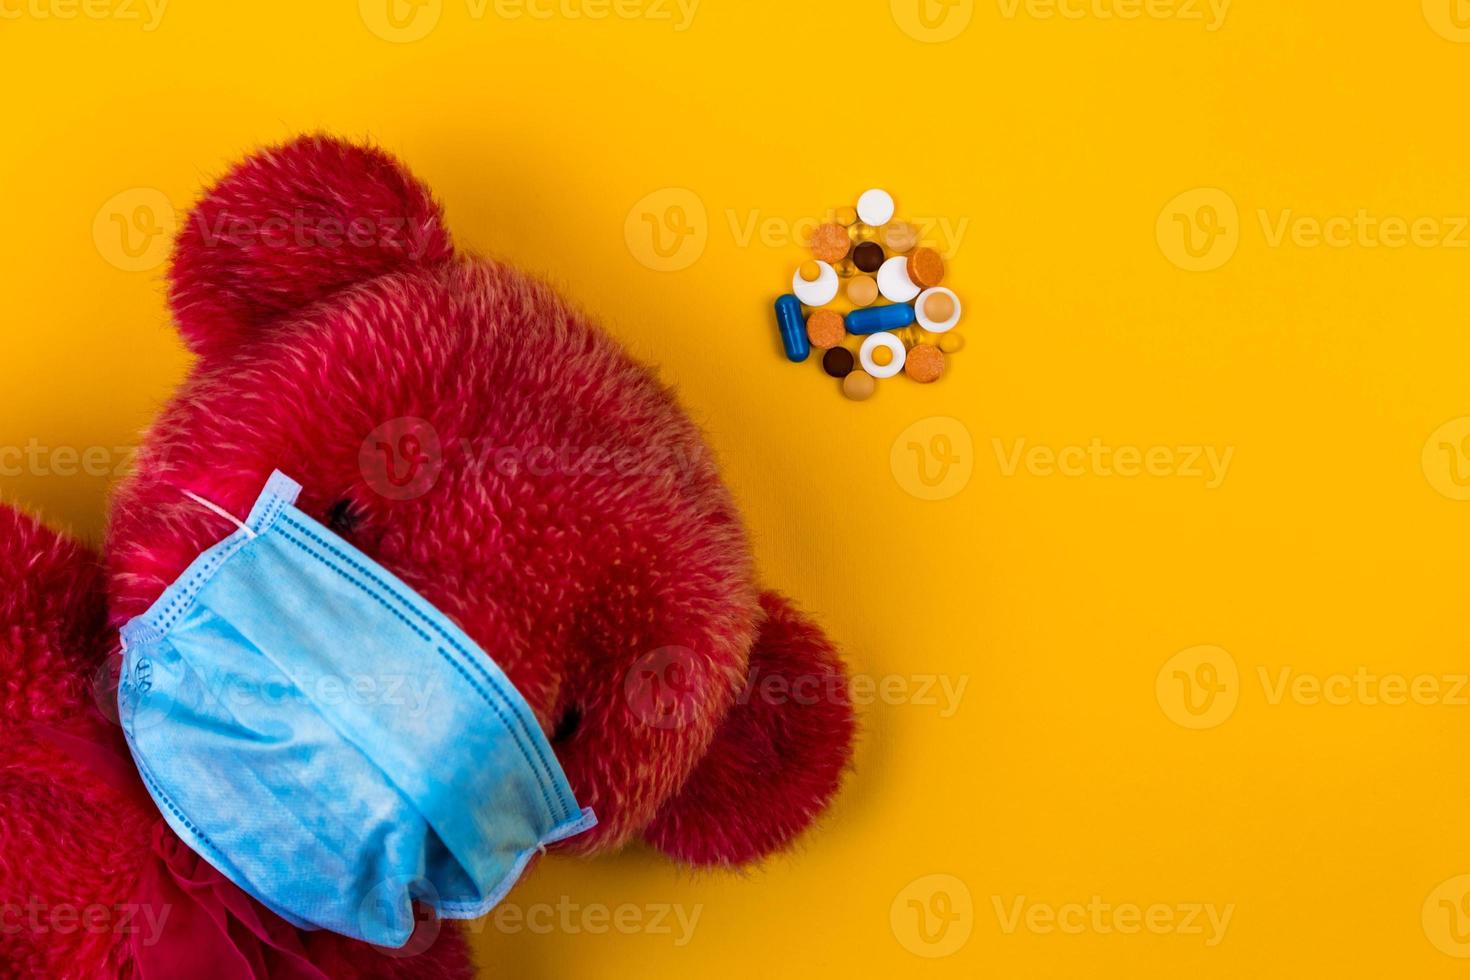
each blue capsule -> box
[846,303,916,335]
[774,294,810,363]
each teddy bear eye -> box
[325,498,361,536]
[552,704,582,743]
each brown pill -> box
[904,344,945,384]
[842,370,877,401]
[922,290,956,323]
[822,346,855,378]
[806,309,846,349]
[882,221,920,253]
[852,241,885,273]
[809,222,851,264]
[846,274,878,307]
[907,247,945,288]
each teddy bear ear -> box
[167,134,454,359]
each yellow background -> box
[4,0,1470,976]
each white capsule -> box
[876,255,920,303]
[860,332,907,380]
[792,261,839,307]
[856,188,895,227]
[914,287,961,333]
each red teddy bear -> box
[0,135,855,978]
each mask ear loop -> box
[181,489,258,540]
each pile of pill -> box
[773,188,963,401]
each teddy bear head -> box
[103,134,855,870]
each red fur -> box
[169,135,454,360]
[644,592,856,867]
[1,135,855,977]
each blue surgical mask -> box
[117,470,596,948]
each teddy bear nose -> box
[324,498,360,535]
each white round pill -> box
[860,332,907,380]
[914,287,962,333]
[857,189,895,227]
[876,255,920,303]
[792,261,839,307]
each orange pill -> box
[907,247,945,288]
[842,371,877,401]
[904,344,945,384]
[809,222,852,264]
[806,309,846,349]
[846,275,878,307]
[882,221,920,253]
[922,290,956,322]
[834,205,858,227]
